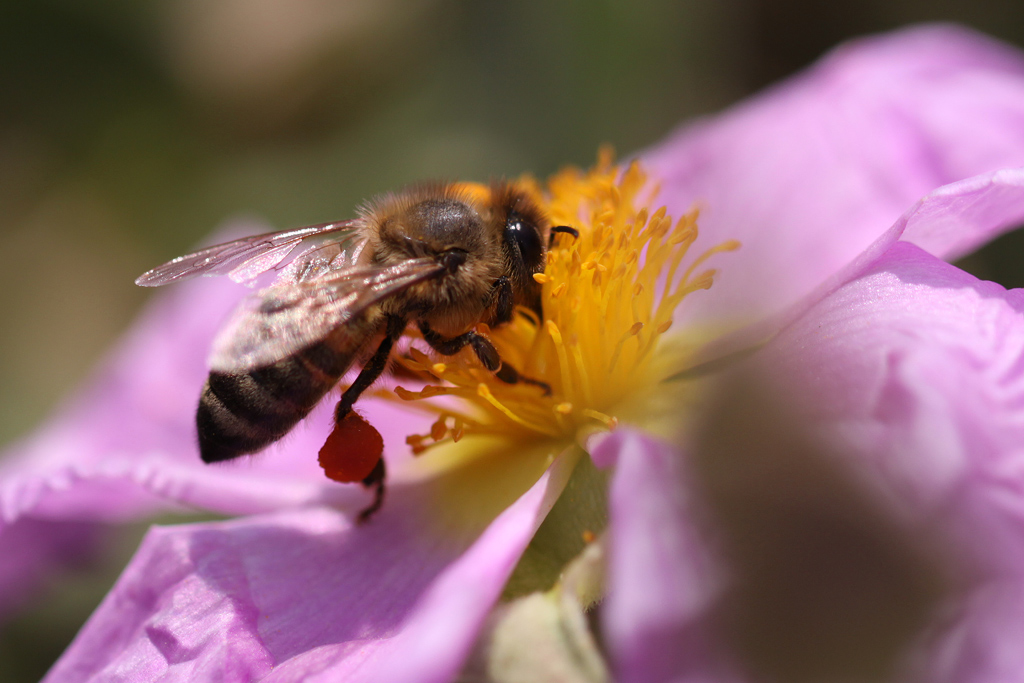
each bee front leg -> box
[490,275,515,326]
[493,363,552,396]
[419,321,551,395]
[549,225,579,247]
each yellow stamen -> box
[582,409,618,430]
[607,322,643,376]
[571,343,593,406]
[430,417,447,441]
[383,152,740,454]
[546,319,574,399]
[476,384,561,437]
[682,239,742,283]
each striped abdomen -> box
[196,338,359,463]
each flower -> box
[4,23,1024,682]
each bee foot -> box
[495,363,552,396]
[357,458,387,523]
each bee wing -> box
[135,220,365,288]
[209,257,444,372]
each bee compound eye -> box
[506,213,543,272]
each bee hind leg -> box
[335,315,406,422]
[357,458,386,523]
[333,315,404,523]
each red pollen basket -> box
[318,412,384,483]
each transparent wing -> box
[209,257,444,372]
[135,221,365,288]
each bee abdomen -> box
[196,344,349,463]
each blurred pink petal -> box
[645,24,1024,329]
[738,245,1024,680]
[44,455,573,683]
[594,429,728,683]
[919,582,1024,683]
[696,167,1024,374]
[764,242,1024,571]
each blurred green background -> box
[2,1,1024,680]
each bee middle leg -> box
[419,321,552,395]
[419,321,501,370]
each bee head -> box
[359,186,504,322]
[360,182,548,324]
[491,183,548,317]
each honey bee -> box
[137,182,578,518]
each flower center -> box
[384,151,739,453]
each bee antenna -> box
[549,225,579,247]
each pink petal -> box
[594,429,728,683]
[763,242,1024,531]
[918,581,1024,683]
[758,242,1024,676]
[44,454,574,683]
[694,167,1024,371]
[900,167,1024,260]
[644,24,1024,328]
